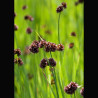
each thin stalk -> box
[58,13,61,44]
[74,92,76,98]
[50,52,59,98]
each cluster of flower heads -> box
[29,40,64,54]
[56,2,67,13]
[14,49,23,66]
[64,81,84,97]
[14,5,34,33]
[40,58,56,69]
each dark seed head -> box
[56,5,63,13]
[64,82,78,94]
[80,87,84,96]
[39,40,47,48]
[26,27,32,34]
[29,43,39,53]
[14,24,18,31]
[69,43,74,48]
[48,58,56,67]
[33,40,40,48]
[61,2,67,8]
[24,15,34,21]
[50,43,57,52]
[44,42,51,52]
[57,44,64,51]
[40,58,48,69]
[22,5,28,10]
[14,58,23,66]
[71,32,76,36]
[14,49,21,56]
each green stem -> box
[49,52,59,98]
[58,13,61,44]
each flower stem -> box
[58,13,61,44]
[50,52,59,98]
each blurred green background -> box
[14,0,84,98]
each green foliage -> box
[14,0,84,98]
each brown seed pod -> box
[44,42,51,52]
[61,2,67,8]
[24,15,34,21]
[80,87,84,96]
[57,44,64,51]
[45,30,52,34]
[22,5,28,10]
[56,5,63,13]
[26,27,32,34]
[14,58,23,66]
[48,58,56,67]
[64,82,78,94]
[40,58,48,69]
[50,43,57,52]
[69,43,74,48]
[29,43,39,53]
[14,49,21,56]
[71,32,76,36]
[39,40,47,48]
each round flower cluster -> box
[56,2,67,13]
[24,15,34,21]
[40,58,56,69]
[14,48,23,66]
[29,40,64,54]
[64,82,78,94]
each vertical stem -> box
[58,13,61,44]
[50,52,59,98]
[74,92,76,98]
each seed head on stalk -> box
[64,82,78,94]
[14,48,21,56]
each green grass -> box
[14,0,84,98]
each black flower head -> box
[39,40,47,48]
[48,58,56,67]
[14,49,21,56]
[56,5,63,13]
[33,40,40,48]
[64,82,78,94]
[57,44,64,51]
[50,43,57,52]
[14,24,18,31]
[80,87,84,96]
[22,5,28,10]
[71,32,76,36]
[24,15,34,21]
[69,43,74,48]
[29,43,39,53]
[14,58,23,66]
[61,2,67,8]
[44,42,51,52]
[26,27,32,34]
[40,58,48,69]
